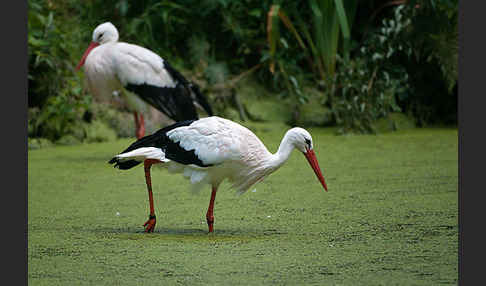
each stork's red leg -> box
[138,114,145,138]
[133,112,145,139]
[133,112,140,135]
[143,159,160,233]
[206,186,218,233]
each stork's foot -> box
[206,216,214,233]
[143,215,156,233]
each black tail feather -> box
[125,83,199,122]
[108,120,196,170]
[116,120,195,155]
[162,60,214,118]
[189,83,213,116]
[108,158,142,170]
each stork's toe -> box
[143,215,156,233]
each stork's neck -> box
[268,132,296,170]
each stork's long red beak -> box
[304,148,328,191]
[76,42,99,71]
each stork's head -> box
[76,22,119,71]
[287,127,314,153]
[287,127,328,191]
[92,22,119,44]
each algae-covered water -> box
[28,125,458,285]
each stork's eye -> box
[305,138,311,148]
[98,33,104,39]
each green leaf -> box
[289,76,299,89]
[46,12,54,30]
[249,9,261,18]
[278,9,307,51]
[267,4,281,58]
[333,0,350,40]
[28,37,49,47]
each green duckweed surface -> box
[28,125,458,285]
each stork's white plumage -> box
[76,22,213,139]
[109,116,328,233]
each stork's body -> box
[109,116,328,233]
[77,22,213,139]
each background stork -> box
[109,116,328,233]
[76,22,213,139]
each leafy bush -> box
[28,137,53,150]
[28,86,91,142]
[89,103,135,138]
[331,56,407,134]
[83,120,118,143]
[330,5,411,134]
[396,0,458,126]
[28,0,92,141]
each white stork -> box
[109,116,328,233]
[76,22,213,139]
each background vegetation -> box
[28,0,458,144]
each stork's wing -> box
[113,43,201,121]
[110,116,270,170]
[166,117,246,166]
[110,117,233,168]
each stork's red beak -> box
[76,42,99,71]
[304,148,328,191]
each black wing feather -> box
[124,60,213,121]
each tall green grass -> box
[28,124,457,285]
